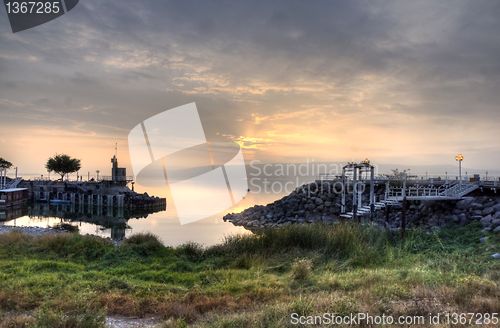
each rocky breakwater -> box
[453,196,500,233]
[370,196,500,232]
[224,181,384,228]
[224,181,500,234]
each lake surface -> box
[0,190,283,247]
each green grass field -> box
[0,222,498,327]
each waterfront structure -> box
[22,153,165,209]
[0,188,29,208]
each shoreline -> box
[0,225,67,236]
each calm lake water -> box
[1,189,283,247]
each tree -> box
[45,154,81,181]
[0,157,12,170]
[0,157,13,188]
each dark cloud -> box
[0,0,499,169]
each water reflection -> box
[1,203,162,242]
[0,192,282,246]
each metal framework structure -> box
[340,159,375,220]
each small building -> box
[0,188,29,208]
[110,155,128,186]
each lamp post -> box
[455,153,464,185]
[96,170,100,181]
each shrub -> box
[0,313,34,328]
[208,223,392,269]
[122,233,163,257]
[291,258,313,281]
[35,234,112,260]
[108,278,131,291]
[176,242,204,261]
[289,296,314,316]
[32,303,105,328]
[51,223,79,233]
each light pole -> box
[96,170,100,181]
[455,153,464,184]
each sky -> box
[1,0,499,179]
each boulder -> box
[314,197,323,205]
[483,201,497,209]
[482,207,495,216]
[480,215,493,227]
[456,198,474,209]
[470,202,484,210]
[494,226,500,233]
[492,253,500,259]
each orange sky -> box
[1,0,500,178]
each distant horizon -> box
[8,159,500,181]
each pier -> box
[318,160,500,220]
[1,154,166,210]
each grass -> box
[0,222,498,327]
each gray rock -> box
[483,201,497,209]
[493,203,500,212]
[492,218,500,227]
[494,226,500,233]
[314,197,323,205]
[470,202,484,210]
[480,237,488,243]
[482,207,495,216]
[480,215,493,226]
[456,198,474,209]
[492,253,500,259]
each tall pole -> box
[456,153,464,185]
[352,166,357,220]
[370,166,375,220]
[341,167,346,213]
[459,161,462,184]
